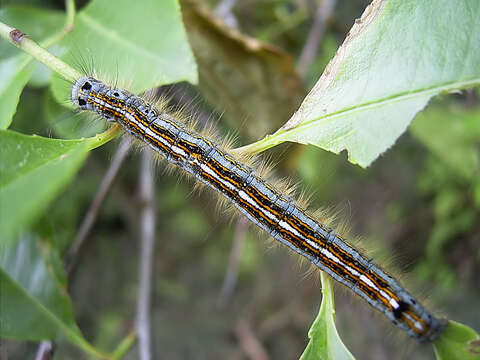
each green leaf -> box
[51,0,197,103]
[410,106,480,181]
[0,6,65,128]
[0,130,92,239]
[0,232,107,358]
[300,272,355,360]
[433,321,480,360]
[474,180,480,209]
[242,0,480,167]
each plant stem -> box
[87,123,123,150]
[232,131,283,156]
[0,21,81,82]
[111,331,137,360]
[65,0,76,31]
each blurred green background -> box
[2,0,479,359]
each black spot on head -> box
[78,98,87,106]
[393,300,410,319]
[81,82,92,91]
[113,92,119,97]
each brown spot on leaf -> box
[469,339,480,354]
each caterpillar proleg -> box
[71,76,447,343]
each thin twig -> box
[235,318,269,360]
[215,0,239,28]
[35,341,54,360]
[218,216,249,310]
[66,137,131,277]
[136,149,156,360]
[297,0,336,78]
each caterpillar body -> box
[71,76,446,343]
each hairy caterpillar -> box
[71,76,446,343]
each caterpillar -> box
[71,76,447,343]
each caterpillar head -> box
[71,76,122,122]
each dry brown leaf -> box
[180,0,305,140]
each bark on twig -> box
[218,216,249,310]
[235,318,269,360]
[34,341,54,360]
[215,0,239,28]
[66,137,131,277]
[297,0,336,77]
[136,150,156,360]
